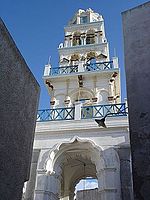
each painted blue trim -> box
[37,107,75,122]
[50,65,78,76]
[37,103,127,122]
[81,103,127,119]
[49,61,114,76]
[84,61,113,72]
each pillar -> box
[34,172,60,200]
[97,168,120,200]
[76,14,80,24]
[44,64,51,76]
[80,35,85,45]
[83,35,86,45]
[78,61,85,72]
[108,81,114,97]
[112,57,119,68]
[74,101,82,120]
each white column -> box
[81,37,84,45]
[43,64,51,76]
[74,101,82,120]
[64,38,68,47]
[97,168,120,200]
[81,35,86,45]
[34,172,49,200]
[108,81,114,97]
[34,172,60,200]
[77,14,80,24]
[47,174,60,199]
[78,61,85,72]
[83,36,86,45]
[112,57,119,68]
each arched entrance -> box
[34,137,121,200]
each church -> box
[23,8,132,200]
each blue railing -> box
[50,65,78,75]
[81,103,127,119]
[37,107,75,121]
[84,61,113,72]
[49,61,114,76]
[37,103,127,122]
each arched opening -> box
[43,138,121,200]
[73,32,81,46]
[70,54,80,66]
[86,51,96,61]
[50,138,102,200]
[86,30,95,44]
[74,177,98,200]
[69,88,95,105]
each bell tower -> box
[43,8,122,120]
[32,8,130,200]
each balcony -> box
[43,61,116,77]
[37,103,127,122]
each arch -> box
[54,93,66,107]
[96,88,109,104]
[87,51,97,60]
[72,31,81,46]
[43,137,121,200]
[86,29,95,44]
[69,87,95,104]
[45,137,104,175]
[70,54,80,61]
[69,163,97,193]
[70,54,80,66]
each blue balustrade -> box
[49,61,114,76]
[37,103,127,122]
[81,103,127,119]
[37,107,75,121]
[84,61,113,72]
[50,65,78,75]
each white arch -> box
[45,136,105,174]
[69,87,95,103]
[39,137,121,200]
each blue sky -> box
[0,0,148,109]
[75,178,98,192]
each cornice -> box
[35,117,129,137]
[58,43,108,54]
[64,21,103,32]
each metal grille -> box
[37,107,75,121]
[84,61,113,72]
[50,65,78,75]
[81,103,127,119]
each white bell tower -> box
[30,9,130,200]
[43,8,121,120]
